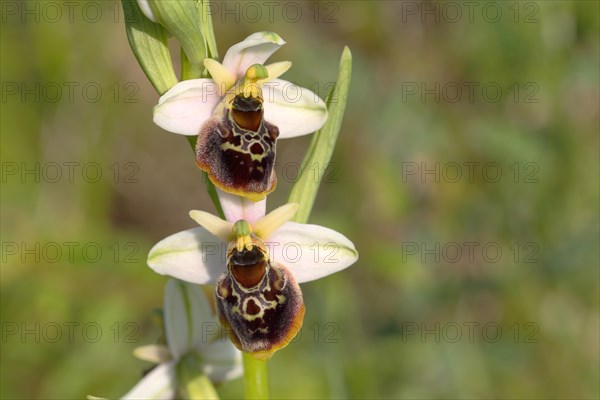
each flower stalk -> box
[243,353,270,400]
[176,353,219,400]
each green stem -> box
[181,48,204,80]
[242,353,269,399]
[180,10,268,399]
[185,136,224,217]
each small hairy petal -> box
[261,61,292,83]
[204,59,236,95]
[133,344,172,364]
[253,203,299,240]
[195,111,278,201]
[189,210,232,241]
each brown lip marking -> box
[216,261,304,360]
[195,97,280,201]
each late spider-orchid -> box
[151,32,328,201]
[147,194,358,359]
[117,2,355,398]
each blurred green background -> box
[1,1,598,398]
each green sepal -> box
[176,352,219,400]
[287,47,352,223]
[121,0,178,95]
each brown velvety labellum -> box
[215,241,304,360]
[195,94,279,201]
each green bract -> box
[121,0,178,95]
[288,47,353,224]
[137,0,207,77]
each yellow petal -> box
[253,203,299,239]
[204,58,236,95]
[133,344,172,364]
[261,61,292,83]
[189,210,232,241]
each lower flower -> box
[147,201,358,359]
[121,279,242,399]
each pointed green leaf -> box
[121,0,178,95]
[288,47,352,223]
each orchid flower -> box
[122,279,242,399]
[152,31,328,200]
[146,193,358,359]
[152,31,327,139]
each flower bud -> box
[137,0,207,69]
[122,0,178,95]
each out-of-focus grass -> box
[1,1,598,399]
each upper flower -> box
[152,32,328,140]
[194,64,282,200]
